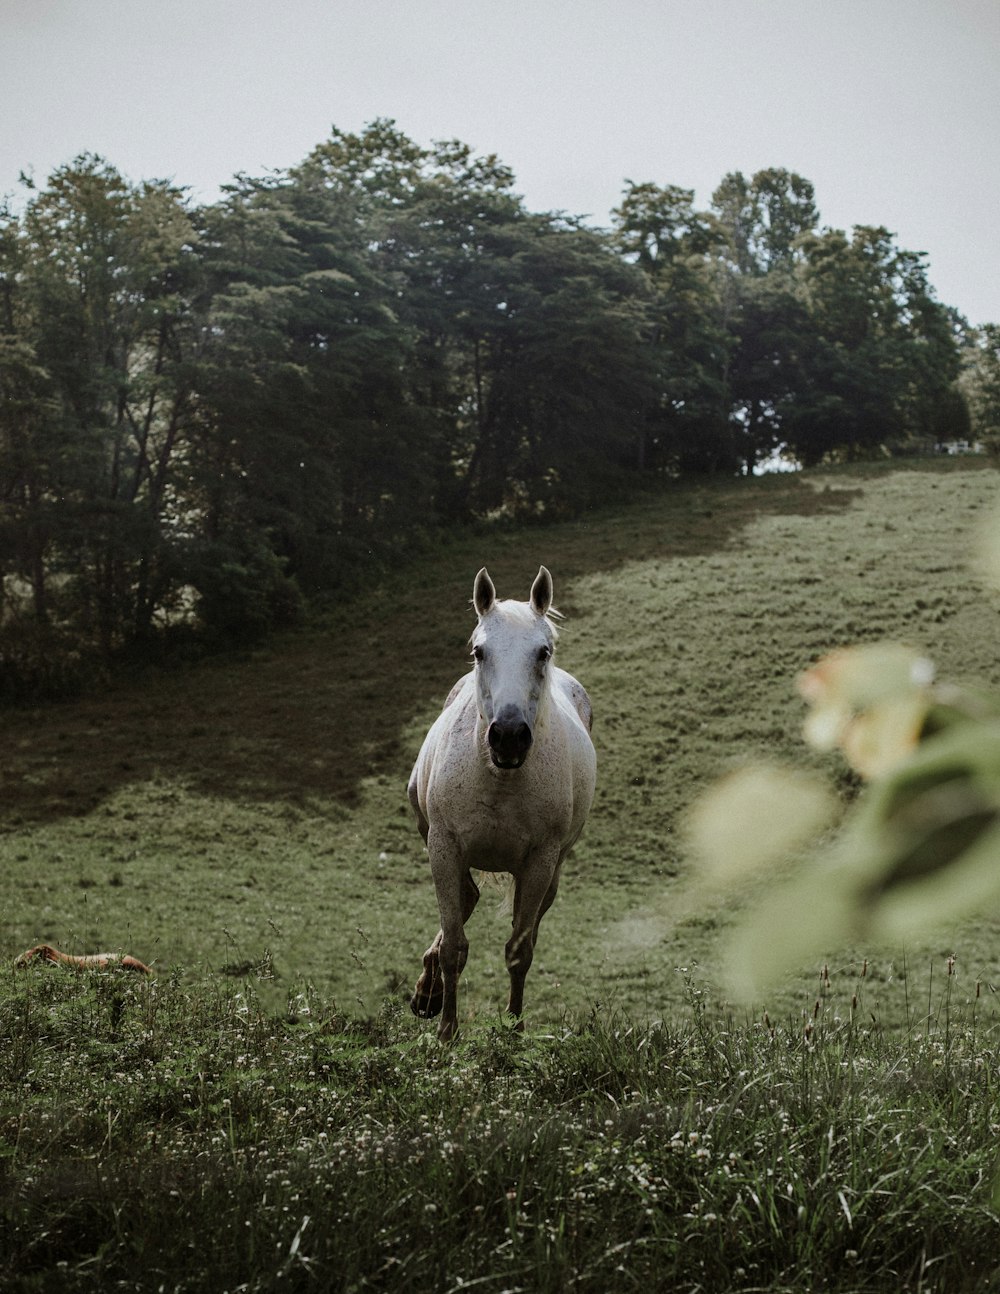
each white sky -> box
[4,0,999,324]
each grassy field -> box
[4,458,1000,1289]
[2,965,999,1292]
[4,459,1000,1023]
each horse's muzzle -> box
[487,712,533,769]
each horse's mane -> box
[541,604,562,639]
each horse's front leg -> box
[431,832,477,1042]
[411,838,479,1041]
[410,929,445,1019]
[505,853,561,1028]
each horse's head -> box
[471,566,557,770]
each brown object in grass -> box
[14,943,152,974]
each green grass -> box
[2,963,999,1291]
[4,459,1000,1289]
[4,459,1000,1025]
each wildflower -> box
[798,644,935,779]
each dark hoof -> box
[410,969,443,1019]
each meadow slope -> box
[3,459,1000,1027]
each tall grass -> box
[2,962,998,1292]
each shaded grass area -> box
[1,966,998,1293]
[1,472,859,822]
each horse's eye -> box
[472,644,485,662]
[537,646,551,664]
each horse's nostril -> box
[488,717,533,763]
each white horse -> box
[407,565,596,1041]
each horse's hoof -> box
[409,972,443,1019]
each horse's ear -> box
[530,566,553,617]
[473,567,496,617]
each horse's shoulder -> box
[442,671,474,710]
[554,667,593,734]
[410,681,473,839]
[407,776,430,843]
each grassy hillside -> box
[4,459,1000,1027]
[5,459,1000,1292]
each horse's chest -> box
[433,768,568,870]
[461,799,544,869]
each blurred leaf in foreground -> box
[684,764,837,890]
[689,629,1000,999]
[724,718,1000,997]
[847,720,1000,939]
[797,643,935,779]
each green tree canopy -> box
[0,129,984,692]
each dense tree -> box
[0,129,985,691]
[962,323,1000,449]
[784,225,963,464]
[455,213,658,512]
[1,157,199,650]
[712,168,819,275]
[708,170,820,471]
[304,123,658,516]
[0,332,60,624]
[612,183,732,473]
[191,165,420,609]
[722,275,812,473]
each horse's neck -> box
[532,679,557,732]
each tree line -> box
[1,119,995,692]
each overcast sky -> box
[4,0,998,324]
